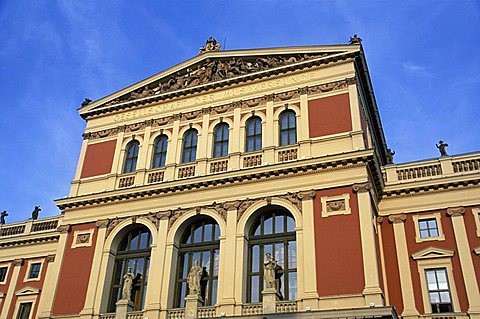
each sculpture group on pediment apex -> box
[99,52,332,107]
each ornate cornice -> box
[95,219,109,229]
[0,235,60,248]
[447,207,465,217]
[82,54,356,120]
[388,214,407,224]
[83,77,355,140]
[382,179,480,198]
[352,182,371,193]
[13,258,23,266]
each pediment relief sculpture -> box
[100,52,335,108]
[411,247,454,260]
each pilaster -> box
[388,213,419,318]
[0,258,23,319]
[348,83,364,150]
[165,120,180,180]
[447,207,480,317]
[229,108,242,170]
[299,92,311,159]
[218,209,238,315]
[352,183,383,306]
[74,137,89,180]
[264,100,275,164]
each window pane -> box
[440,291,451,302]
[264,216,273,235]
[214,224,220,240]
[264,244,273,256]
[211,279,218,305]
[275,243,285,268]
[139,231,149,249]
[430,292,440,303]
[286,216,295,231]
[420,229,430,238]
[136,258,144,276]
[288,272,297,300]
[17,302,32,319]
[204,223,212,241]
[275,214,284,233]
[213,249,219,276]
[251,275,260,303]
[419,220,427,231]
[252,245,260,272]
[428,219,437,229]
[193,226,202,243]
[288,241,297,269]
[181,254,189,278]
[130,232,139,250]
[430,228,439,237]
[202,251,210,269]
[0,267,7,282]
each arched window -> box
[108,226,152,312]
[182,129,198,163]
[123,140,140,173]
[175,218,220,308]
[152,135,168,168]
[247,208,296,302]
[213,123,229,158]
[279,110,297,146]
[246,117,262,152]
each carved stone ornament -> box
[106,217,124,237]
[57,225,71,234]
[447,207,465,217]
[376,216,384,224]
[76,233,91,244]
[388,214,407,224]
[326,199,346,212]
[46,255,56,263]
[95,219,109,229]
[207,202,228,222]
[352,182,371,193]
[199,36,221,54]
[99,52,331,106]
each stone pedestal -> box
[262,288,279,314]
[185,294,203,319]
[115,299,134,319]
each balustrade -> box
[118,175,135,188]
[178,165,196,178]
[243,154,262,168]
[210,159,228,173]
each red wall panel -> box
[381,221,404,312]
[52,223,97,315]
[80,140,116,178]
[313,186,365,296]
[308,94,352,138]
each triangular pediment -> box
[79,44,360,117]
[15,286,40,296]
[412,247,454,260]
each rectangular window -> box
[0,266,8,282]
[28,263,41,279]
[16,302,32,319]
[426,268,453,313]
[419,218,439,238]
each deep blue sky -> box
[1,1,479,223]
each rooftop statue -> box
[199,36,221,54]
[32,205,41,220]
[349,34,362,44]
[0,210,7,225]
[436,140,449,156]
[386,149,395,164]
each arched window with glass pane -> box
[108,226,152,312]
[247,208,296,303]
[175,218,220,308]
[245,117,262,152]
[213,123,229,158]
[123,140,140,173]
[152,135,168,168]
[182,129,198,163]
[279,110,297,146]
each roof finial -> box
[199,36,221,54]
[349,34,362,44]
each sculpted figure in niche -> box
[187,260,202,295]
[122,268,135,300]
[436,140,449,156]
[264,253,282,293]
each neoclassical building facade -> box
[0,39,479,319]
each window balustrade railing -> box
[242,303,263,315]
[178,165,196,178]
[278,147,298,162]
[243,153,262,168]
[118,174,135,188]
[210,159,228,173]
[383,152,480,185]
[147,169,165,184]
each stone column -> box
[447,207,480,318]
[80,220,108,319]
[353,183,383,306]
[37,224,70,319]
[388,214,419,318]
[185,294,203,319]
[0,258,23,319]
[300,191,319,309]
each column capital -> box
[13,258,24,267]
[46,255,55,263]
[388,214,407,224]
[447,207,465,217]
[352,182,371,193]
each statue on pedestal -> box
[31,206,41,220]
[0,211,7,225]
[264,253,283,294]
[436,140,449,156]
[122,268,135,300]
[187,260,202,295]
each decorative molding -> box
[376,216,384,224]
[46,255,55,263]
[447,206,465,217]
[57,225,71,234]
[71,229,95,249]
[0,235,59,248]
[352,182,371,193]
[321,193,351,218]
[412,247,454,260]
[388,214,407,224]
[95,219,109,229]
